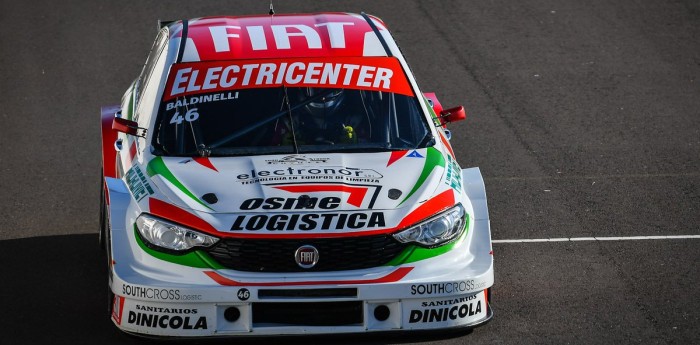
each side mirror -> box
[112,117,140,136]
[440,106,467,125]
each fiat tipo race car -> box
[100,12,493,337]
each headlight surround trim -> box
[135,214,219,253]
[393,204,467,248]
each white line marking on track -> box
[484,172,700,181]
[492,235,700,243]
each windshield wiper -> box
[281,84,299,154]
[414,132,435,149]
[197,144,211,157]
[208,88,337,149]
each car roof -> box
[167,13,394,62]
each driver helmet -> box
[303,87,345,125]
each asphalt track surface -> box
[0,1,698,344]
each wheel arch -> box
[461,167,493,257]
[101,105,121,179]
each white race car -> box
[100,12,493,337]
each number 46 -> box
[170,108,200,124]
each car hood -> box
[145,149,447,214]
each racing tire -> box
[101,189,114,316]
[99,175,105,248]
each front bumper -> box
[106,169,494,337]
[111,282,493,337]
[109,222,493,336]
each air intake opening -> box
[258,288,358,299]
[253,302,363,326]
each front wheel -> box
[99,171,105,248]
[101,187,115,315]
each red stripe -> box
[386,150,408,167]
[273,184,367,208]
[219,190,453,239]
[129,142,137,161]
[193,157,218,172]
[439,132,455,158]
[220,228,403,239]
[148,198,217,233]
[111,295,125,325]
[103,180,110,206]
[147,189,454,239]
[396,189,455,228]
[204,267,413,287]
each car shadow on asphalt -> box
[0,234,471,345]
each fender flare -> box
[101,105,121,179]
[462,167,493,255]
[461,167,489,221]
[105,177,131,235]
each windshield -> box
[151,58,433,157]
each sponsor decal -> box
[236,166,382,185]
[421,294,478,307]
[122,284,202,301]
[408,300,482,323]
[163,57,413,101]
[240,196,342,210]
[410,280,487,295]
[135,305,200,314]
[270,183,381,209]
[237,288,250,301]
[127,305,207,330]
[112,295,126,325]
[265,155,329,165]
[230,212,385,232]
[231,184,385,232]
[445,154,462,193]
[124,166,154,202]
[205,21,359,54]
[165,92,238,111]
[184,15,385,60]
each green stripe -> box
[385,215,469,265]
[134,226,224,269]
[194,250,226,269]
[126,88,135,121]
[398,146,446,205]
[146,156,213,210]
[423,96,440,125]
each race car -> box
[100,12,494,337]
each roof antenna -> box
[269,1,275,16]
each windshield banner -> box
[163,57,413,100]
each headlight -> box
[136,214,219,252]
[393,204,466,247]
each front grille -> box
[205,235,407,272]
[253,302,363,326]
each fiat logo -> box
[294,245,319,269]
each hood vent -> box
[202,193,218,204]
[388,189,402,200]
